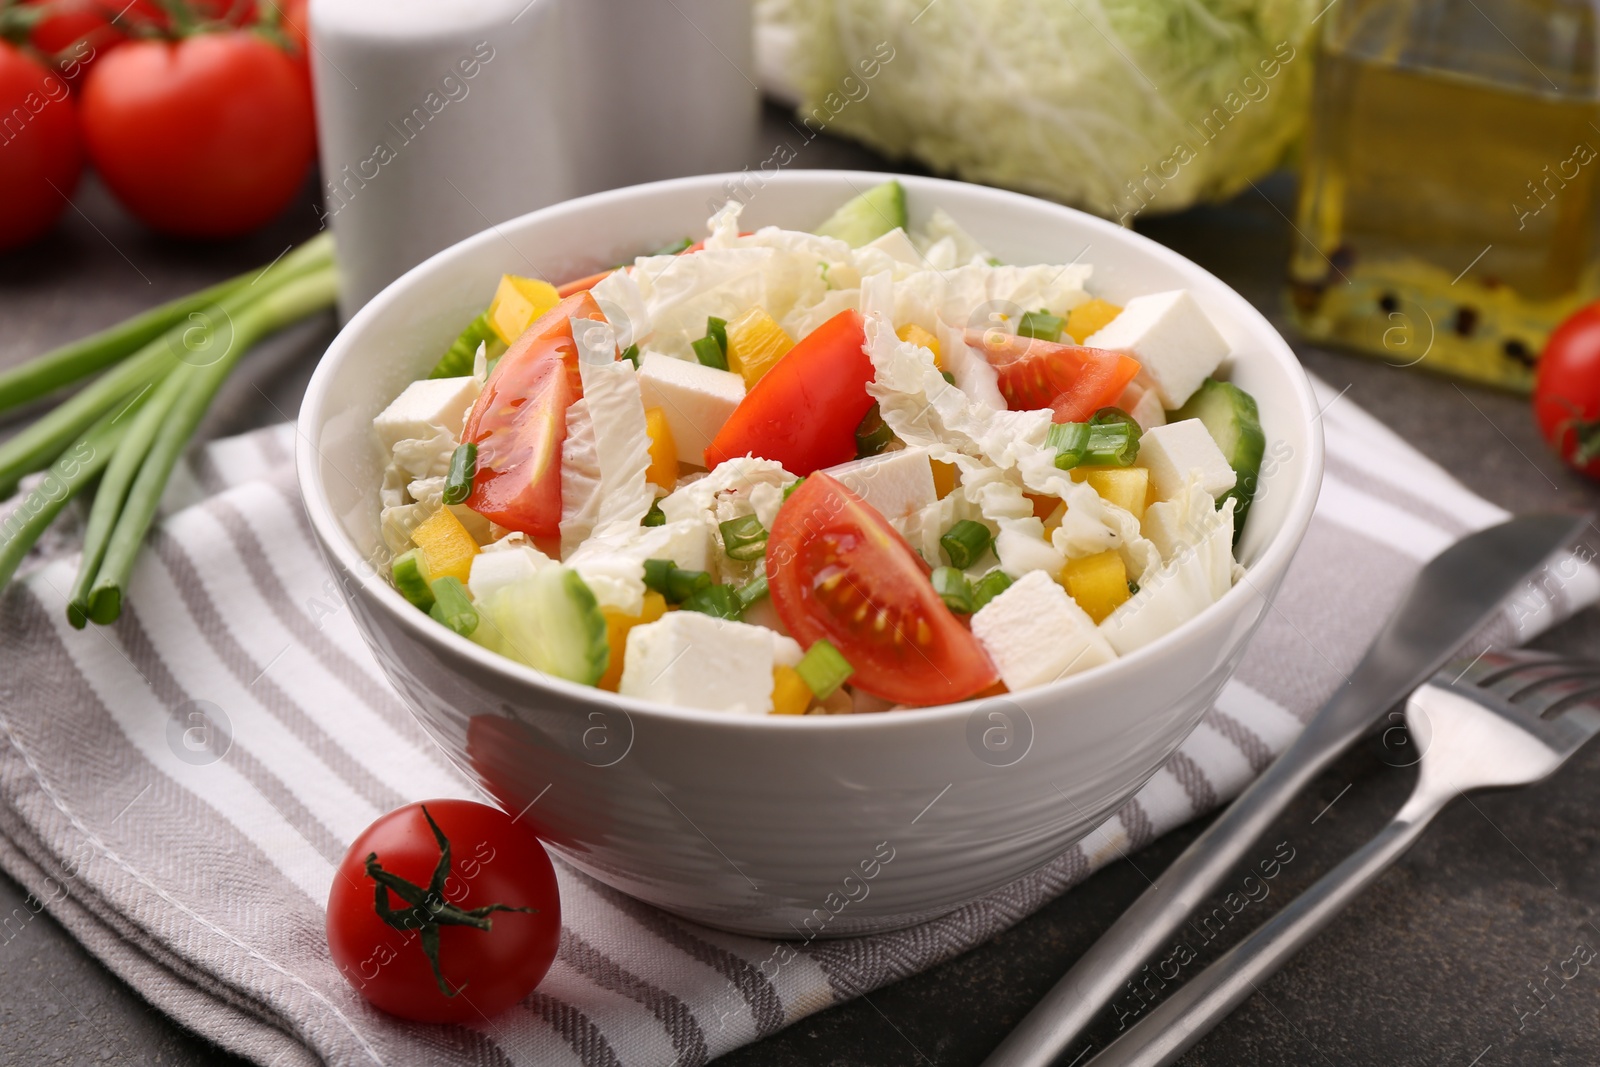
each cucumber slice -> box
[475,567,610,686]
[814,180,907,247]
[428,576,479,637]
[428,311,507,379]
[392,548,435,611]
[1172,378,1265,534]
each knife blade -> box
[982,512,1592,1067]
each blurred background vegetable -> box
[755,0,1318,219]
[0,39,83,249]
[0,0,312,249]
[79,27,314,236]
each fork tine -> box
[1499,661,1600,707]
[1560,703,1600,739]
[1455,650,1561,689]
[1470,654,1600,704]
[1438,652,1600,754]
[1516,676,1600,720]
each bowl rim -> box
[297,168,1325,732]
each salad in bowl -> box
[373,181,1262,716]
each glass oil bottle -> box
[1288,0,1600,390]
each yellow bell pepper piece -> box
[1066,298,1123,342]
[644,406,679,490]
[725,307,795,388]
[931,460,959,500]
[1070,466,1150,520]
[770,665,812,715]
[487,274,561,346]
[410,507,480,584]
[1061,550,1130,623]
[896,323,942,368]
[598,591,668,692]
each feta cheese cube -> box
[971,570,1116,691]
[1137,419,1236,501]
[826,447,938,521]
[1084,290,1228,409]
[468,546,553,603]
[619,612,802,713]
[374,377,481,449]
[637,352,746,465]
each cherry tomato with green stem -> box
[326,800,562,1023]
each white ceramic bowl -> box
[297,171,1324,937]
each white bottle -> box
[309,0,757,319]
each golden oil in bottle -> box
[1288,0,1600,390]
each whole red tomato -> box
[1533,303,1600,481]
[0,41,83,251]
[326,800,561,1023]
[19,0,163,79]
[78,31,313,237]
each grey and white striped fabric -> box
[0,377,1592,1067]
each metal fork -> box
[1085,650,1600,1067]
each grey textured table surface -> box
[2,107,1598,1067]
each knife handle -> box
[980,512,1584,1067]
[1084,807,1438,1067]
[980,712,1354,1067]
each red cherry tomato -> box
[1533,302,1600,480]
[21,0,162,79]
[463,293,604,542]
[968,329,1141,424]
[705,310,874,474]
[0,42,83,252]
[78,31,314,237]
[767,473,999,705]
[327,800,561,1023]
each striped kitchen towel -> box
[0,377,1594,1067]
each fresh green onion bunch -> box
[0,234,338,625]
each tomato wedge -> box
[705,310,873,475]
[967,329,1140,424]
[767,474,998,705]
[462,292,605,541]
[556,270,613,298]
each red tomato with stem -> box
[463,293,605,542]
[1533,302,1600,480]
[327,800,561,1023]
[767,473,999,705]
[705,310,874,474]
[18,0,163,78]
[968,329,1141,424]
[78,31,314,237]
[0,42,83,251]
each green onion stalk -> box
[0,234,334,499]
[0,268,255,415]
[0,391,155,590]
[0,234,337,617]
[83,265,339,625]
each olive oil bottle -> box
[1289,0,1600,390]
